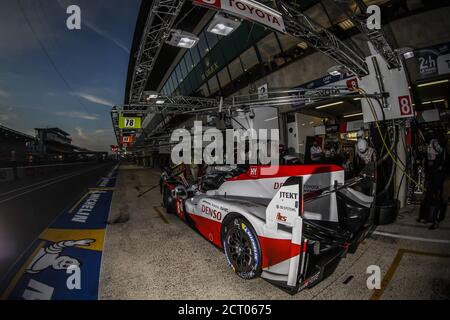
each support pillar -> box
[396,126,408,208]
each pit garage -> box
[101,0,450,299]
[2,0,450,302]
[99,166,450,300]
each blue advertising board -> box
[290,73,356,108]
[417,42,450,79]
[0,165,120,300]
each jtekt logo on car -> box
[279,191,298,200]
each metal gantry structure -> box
[274,0,369,78]
[111,95,220,142]
[115,0,399,149]
[111,104,149,143]
[112,87,384,143]
[332,0,402,70]
[129,0,186,104]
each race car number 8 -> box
[398,96,413,116]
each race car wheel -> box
[162,186,175,214]
[223,217,262,280]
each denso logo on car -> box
[274,182,284,190]
[201,205,222,221]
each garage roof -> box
[124,0,322,103]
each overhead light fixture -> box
[316,101,344,110]
[297,42,308,50]
[166,30,199,49]
[422,99,446,105]
[417,79,449,88]
[178,37,198,48]
[329,70,341,77]
[338,19,354,31]
[210,23,234,36]
[353,98,362,101]
[403,51,415,59]
[207,13,241,36]
[144,91,159,101]
[397,47,415,60]
[264,116,278,122]
[156,100,165,105]
[136,67,144,75]
[327,65,347,77]
[344,112,363,118]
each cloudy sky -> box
[0,0,141,151]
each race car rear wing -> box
[265,176,305,287]
[264,164,376,292]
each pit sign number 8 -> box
[398,96,413,116]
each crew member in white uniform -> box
[356,138,376,165]
[310,139,323,163]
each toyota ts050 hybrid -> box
[160,163,376,294]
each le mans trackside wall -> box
[0,165,119,300]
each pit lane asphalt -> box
[100,165,450,300]
[0,162,115,280]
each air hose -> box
[358,89,426,192]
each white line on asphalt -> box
[373,231,450,244]
[0,165,106,205]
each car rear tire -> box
[163,186,175,214]
[223,217,262,280]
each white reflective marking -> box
[373,231,450,244]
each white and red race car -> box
[161,164,376,294]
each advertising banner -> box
[193,0,286,33]
[417,42,450,79]
[0,166,120,300]
[118,116,142,130]
[290,73,357,108]
[120,135,135,144]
